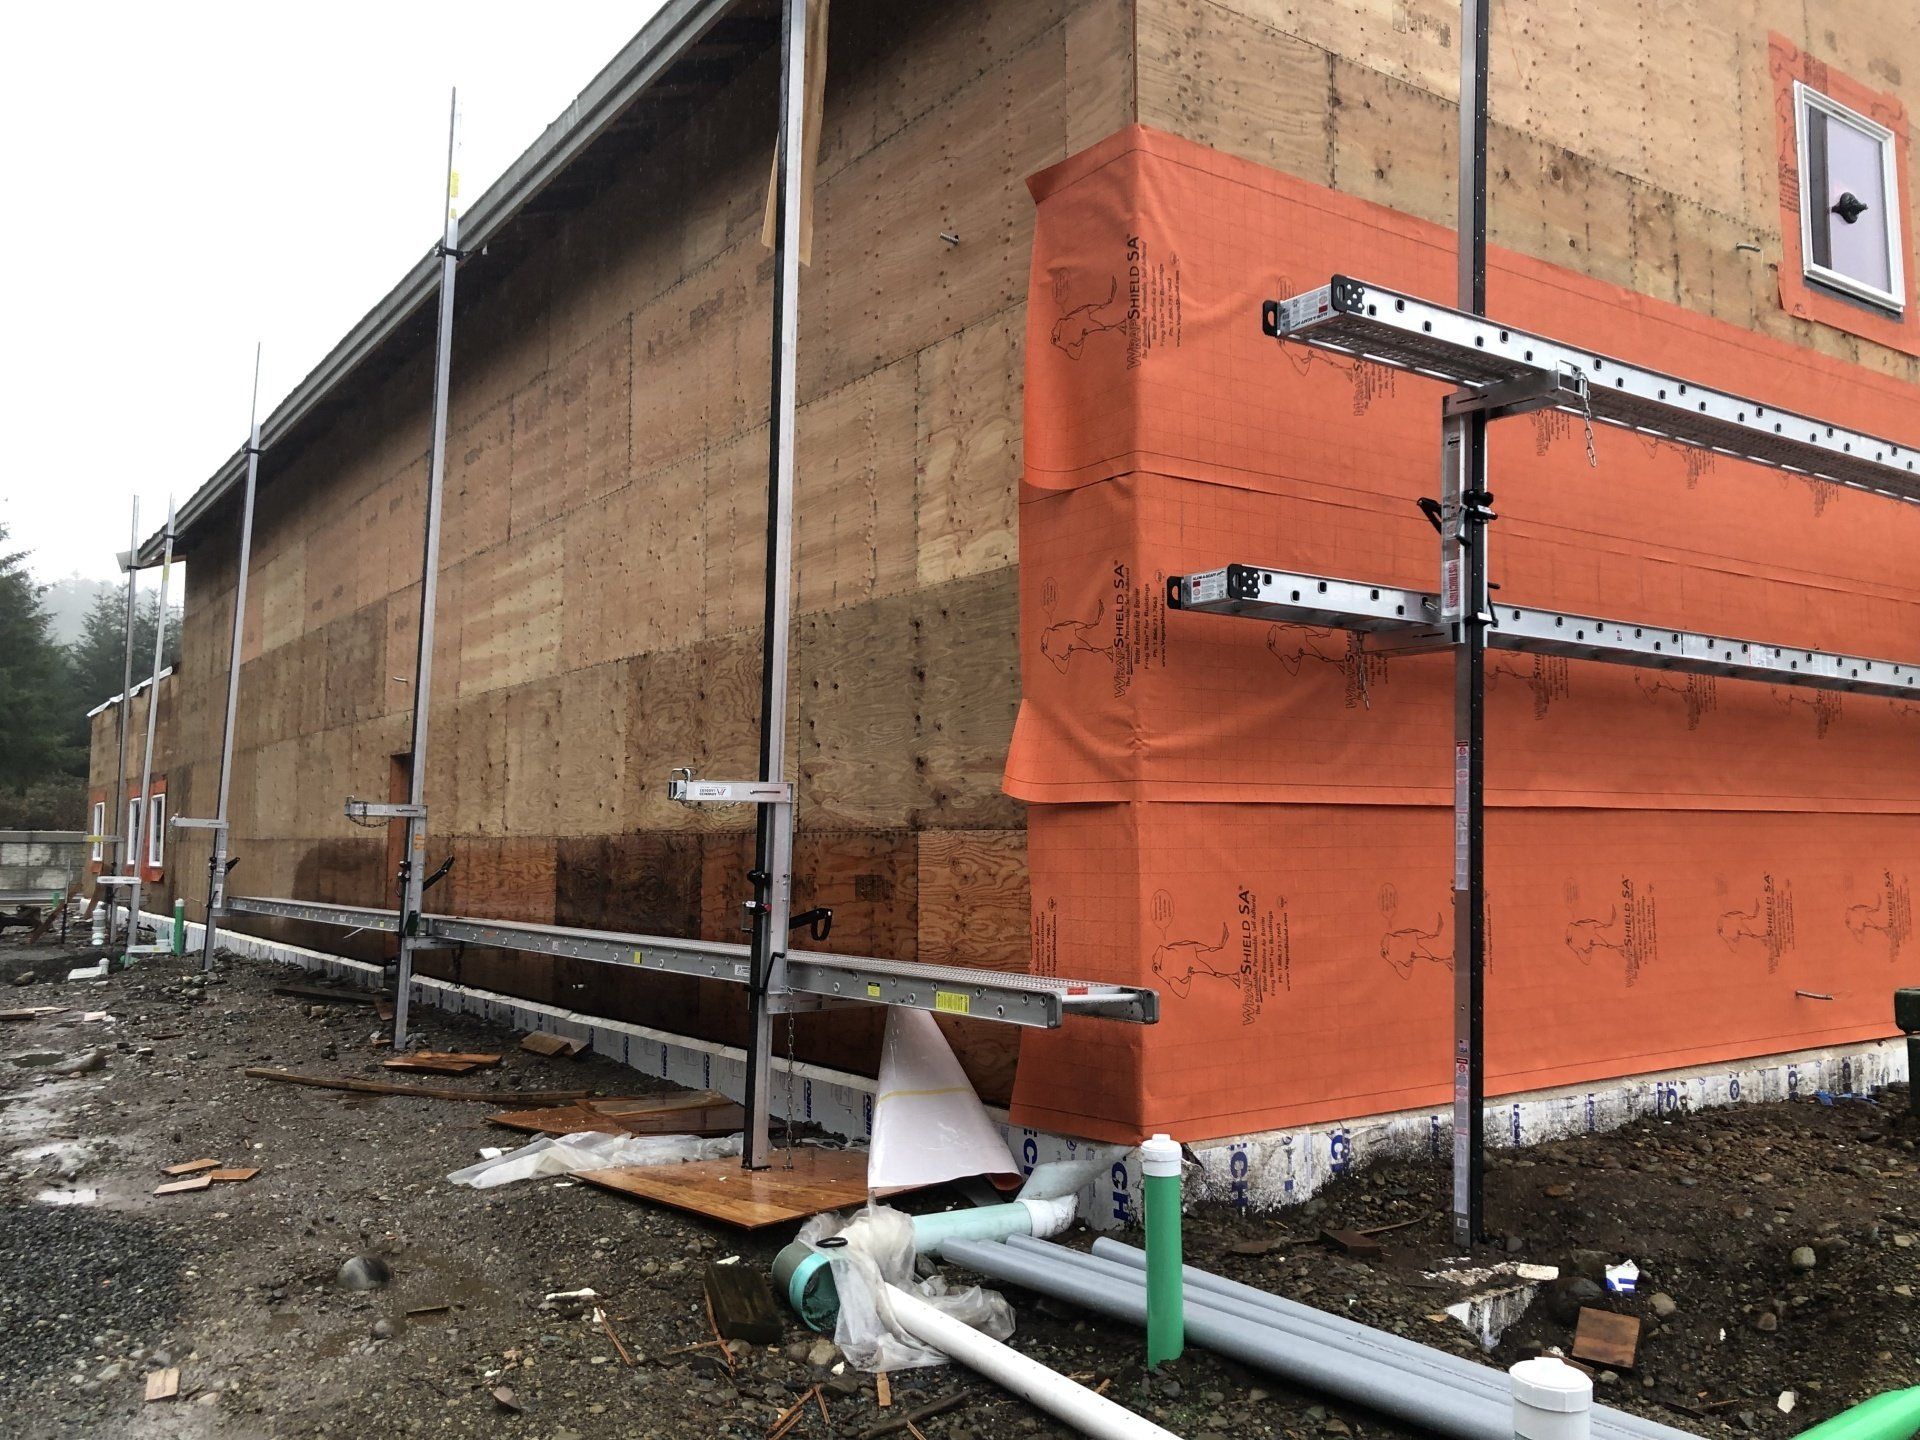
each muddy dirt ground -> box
[1,927,1914,1440]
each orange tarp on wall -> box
[1006,126,1920,1144]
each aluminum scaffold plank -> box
[1264,275,1920,497]
[223,896,1160,1028]
[1170,564,1920,700]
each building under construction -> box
[92,0,1920,1190]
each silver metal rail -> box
[1265,276,1919,497]
[1171,564,1920,699]
[225,895,1160,1028]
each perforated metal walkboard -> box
[1171,564,1920,700]
[226,896,1158,1028]
[1265,276,1920,497]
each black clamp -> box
[1461,489,1496,527]
[435,242,473,261]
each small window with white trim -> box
[90,803,105,863]
[147,794,165,869]
[1794,80,1905,312]
[127,799,142,870]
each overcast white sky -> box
[1,2,664,586]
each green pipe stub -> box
[1794,1389,1920,1440]
[773,1240,841,1333]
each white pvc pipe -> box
[883,1284,1178,1440]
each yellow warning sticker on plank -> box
[867,982,881,999]
[933,991,970,1016]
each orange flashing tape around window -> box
[1005,126,1920,1144]
[1768,34,1920,358]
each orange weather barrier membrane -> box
[1004,125,1920,1144]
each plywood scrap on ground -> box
[1572,1308,1641,1369]
[154,1175,213,1196]
[520,1031,587,1058]
[490,1091,745,1139]
[162,1158,221,1177]
[381,1051,503,1075]
[143,1367,180,1402]
[210,1167,260,1183]
[576,1146,900,1228]
[0,1007,65,1022]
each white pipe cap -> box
[1510,1357,1593,1412]
[1138,1134,1182,1178]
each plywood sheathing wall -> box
[167,0,1135,1101]
[1135,0,1920,382]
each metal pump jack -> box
[125,501,177,956]
[739,0,810,1172]
[105,498,141,951]
[1449,0,1492,1252]
[175,346,264,972]
[378,91,464,1051]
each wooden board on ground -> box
[704,1260,783,1344]
[1572,1307,1641,1369]
[521,1031,587,1058]
[576,1146,899,1228]
[382,1051,503,1075]
[162,1158,221,1177]
[243,1066,589,1105]
[490,1091,744,1139]
[154,1175,213,1196]
[144,1367,180,1402]
[0,1006,64,1022]
[210,1167,260,1183]
[274,983,384,1006]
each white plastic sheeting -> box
[795,1204,1013,1371]
[867,1009,1018,1191]
[446,1131,739,1189]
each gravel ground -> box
[1,926,1914,1440]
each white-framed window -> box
[127,799,143,872]
[147,793,165,869]
[90,802,105,863]
[1794,80,1905,312]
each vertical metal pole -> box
[203,347,263,972]
[109,498,139,950]
[128,502,177,955]
[1449,0,1492,1252]
[742,0,808,1171]
[393,91,462,1049]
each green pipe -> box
[773,1198,1081,1332]
[1140,1134,1183,1368]
[171,901,186,956]
[1795,1390,1920,1440]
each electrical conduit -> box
[883,1283,1179,1440]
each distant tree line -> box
[0,523,180,829]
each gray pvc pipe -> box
[1084,1239,1695,1440]
[943,1238,1510,1440]
[1005,1238,1500,1403]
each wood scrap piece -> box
[1572,1307,1641,1369]
[859,1393,967,1439]
[876,1371,891,1408]
[243,1067,588,1105]
[209,1167,259,1183]
[489,1093,745,1139]
[381,1055,480,1075]
[1,1006,65,1022]
[521,1031,586,1058]
[1321,1227,1385,1259]
[768,1385,819,1440]
[162,1158,221,1176]
[599,1310,634,1366]
[154,1175,213,1196]
[143,1367,180,1402]
[273,982,382,1006]
[704,1261,783,1345]
[576,1147,895,1229]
